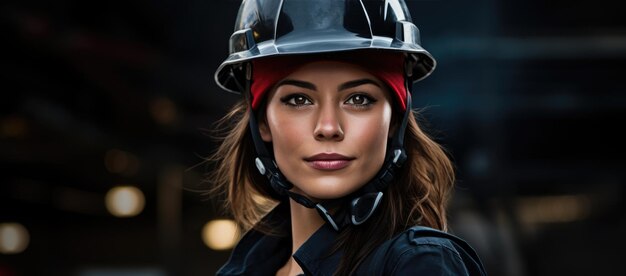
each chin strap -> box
[346,92,410,228]
[232,60,413,231]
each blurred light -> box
[0,223,29,254]
[105,186,145,217]
[202,219,239,250]
[150,97,178,125]
[104,149,140,176]
[516,195,591,225]
[1,116,27,138]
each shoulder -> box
[358,226,487,276]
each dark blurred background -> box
[1,0,625,275]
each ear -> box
[258,118,273,142]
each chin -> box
[295,177,366,200]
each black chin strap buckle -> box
[392,148,407,166]
[254,157,293,195]
[315,204,340,231]
[350,191,384,225]
[254,157,266,175]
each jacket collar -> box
[217,201,343,276]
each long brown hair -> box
[208,98,455,274]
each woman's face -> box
[259,61,394,200]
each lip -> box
[304,153,355,171]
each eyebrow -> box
[338,78,381,91]
[275,79,316,90]
[275,78,381,91]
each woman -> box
[210,0,486,275]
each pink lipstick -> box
[304,153,355,171]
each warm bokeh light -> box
[0,223,30,254]
[150,96,178,125]
[105,186,145,217]
[517,194,591,225]
[0,116,27,138]
[202,219,239,250]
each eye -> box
[345,94,375,106]
[281,94,313,106]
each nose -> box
[313,105,344,141]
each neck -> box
[277,198,325,276]
[289,198,325,253]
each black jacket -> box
[217,202,486,276]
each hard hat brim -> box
[215,35,436,94]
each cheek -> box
[354,111,393,187]
[349,112,392,158]
[266,109,310,155]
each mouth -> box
[304,153,355,171]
